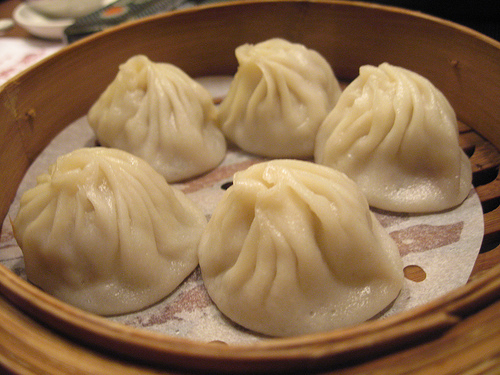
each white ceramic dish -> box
[25,0,103,19]
[13,1,112,40]
[13,3,73,39]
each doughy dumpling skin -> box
[198,160,403,337]
[315,63,472,213]
[218,38,342,158]
[13,148,207,315]
[88,55,226,183]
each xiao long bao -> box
[218,38,342,158]
[13,148,207,315]
[198,159,404,337]
[87,55,226,183]
[315,62,472,213]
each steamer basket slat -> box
[0,1,499,373]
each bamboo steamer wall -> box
[0,1,499,373]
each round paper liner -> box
[0,76,484,343]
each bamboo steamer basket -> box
[1,1,500,373]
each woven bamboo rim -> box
[1,1,499,373]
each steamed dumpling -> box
[198,159,403,337]
[315,62,472,213]
[218,38,342,158]
[13,147,207,315]
[87,55,226,183]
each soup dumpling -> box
[315,63,472,213]
[13,148,207,315]
[198,159,403,337]
[88,55,226,183]
[218,38,342,158]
